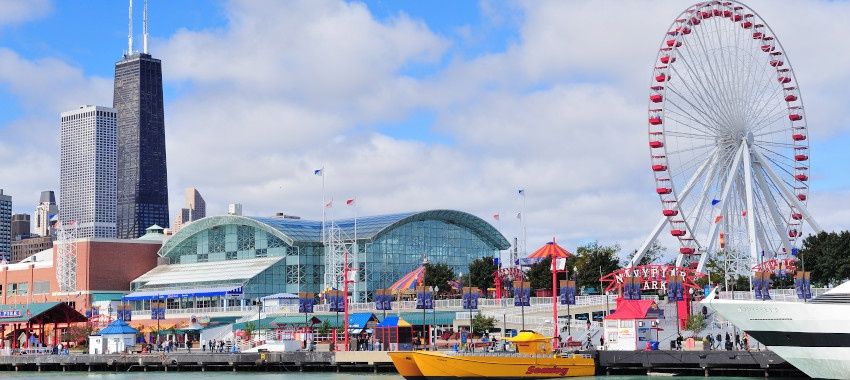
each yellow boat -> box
[388,331,595,379]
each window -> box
[226,251,237,260]
[33,281,50,295]
[255,248,267,258]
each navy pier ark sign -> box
[0,310,22,318]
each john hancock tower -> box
[113,0,169,239]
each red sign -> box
[600,264,704,293]
[751,258,797,273]
[525,366,569,377]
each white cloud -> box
[1,0,847,261]
[0,0,51,27]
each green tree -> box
[243,321,255,339]
[317,320,331,335]
[633,242,667,266]
[685,314,706,336]
[574,242,621,291]
[527,257,553,290]
[471,313,496,335]
[468,257,497,293]
[424,262,455,293]
[798,231,850,287]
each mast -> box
[128,0,134,55]
[143,0,149,54]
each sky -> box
[0,0,848,262]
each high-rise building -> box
[0,190,10,261]
[114,2,169,239]
[173,188,206,231]
[11,214,30,240]
[11,236,52,263]
[60,105,118,238]
[34,190,59,237]
[228,203,243,216]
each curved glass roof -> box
[250,210,509,249]
[160,209,510,257]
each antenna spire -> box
[128,0,134,55]
[143,0,149,54]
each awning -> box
[348,312,377,329]
[376,316,411,328]
[388,266,425,291]
[122,286,243,301]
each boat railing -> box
[714,287,828,302]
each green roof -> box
[271,315,321,326]
[232,317,277,331]
[91,292,127,302]
[399,311,456,326]
[0,302,87,324]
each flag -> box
[493,213,500,221]
[516,212,521,219]
[711,199,720,205]
[325,199,333,208]
[518,189,525,195]
[313,168,323,176]
[346,198,355,206]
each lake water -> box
[0,373,755,380]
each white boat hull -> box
[705,296,850,379]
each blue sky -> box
[0,0,847,259]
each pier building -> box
[124,210,509,313]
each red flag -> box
[346,198,355,206]
[493,213,500,221]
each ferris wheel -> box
[629,1,822,275]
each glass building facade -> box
[114,53,170,239]
[142,210,510,303]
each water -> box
[0,374,756,380]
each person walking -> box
[734,332,741,350]
[715,333,722,350]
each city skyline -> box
[0,0,848,256]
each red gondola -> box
[713,9,723,16]
[791,213,803,220]
[789,230,799,238]
[722,10,732,17]
[742,21,753,29]
[649,116,663,125]
[660,55,676,64]
[681,26,692,35]
[650,140,664,148]
[798,194,807,201]
[794,154,808,161]
[732,14,743,21]
[656,187,672,195]
[652,164,667,172]
[785,94,797,102]
[655,73,670,82]
[700,11,711,18]
[679,247,696,255]
[792,134,806,141]
[789,114,803,121]
[650,93,663,103]
[752,32,763,39]
[795,174,808,181]
[762,44,775,52]
[770,59,784,67]
[666,39,682,48]
[670,229,686,237]
[778,77,791,84]
[663,209,678,217]
[688,17,701,25]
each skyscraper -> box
[0,190,10,261]
[173,188,206,232]
[11,214,30,240]
[59,105,118,238]
[114,1,169,238]
[34,190,59,237]
[228,203,243,216]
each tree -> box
[685,314,706,336]
[527,257,553,290]
[424,262,455,293]
[633,242,668,266]
[574,242,621,291]
[798,231,850,287]
[468,257,497,293]
[471,313,496,335]
[63,325,93,346]
[243,321,255,340]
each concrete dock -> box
[0,351,395,373]
[597,350,806,377]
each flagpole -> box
[521,190,527,256]
[321,167,326,247]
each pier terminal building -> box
[124,210,510,313]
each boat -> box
[703,282,850,379]
[387,331,596,379]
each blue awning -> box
[122,286,243,301]
[348,312,377,329]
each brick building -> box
[1,238,161,315]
